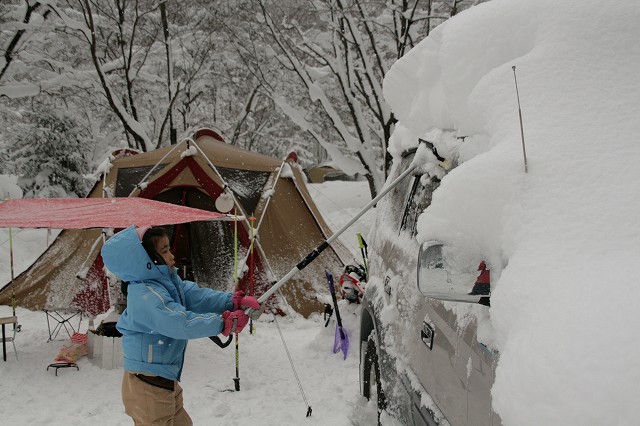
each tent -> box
[0,129,351,317]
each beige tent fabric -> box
[259,178,341,316]
[113,134,280,174]
[0,130,351,318]
[0,229,104,310]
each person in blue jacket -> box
[101,225,260,426]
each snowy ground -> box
[0,180,377,426]
[5,0,637,423]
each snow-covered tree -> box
[5,109,93,198]
[0,1,52,84]
[235,0,481,197]
[1,0,482,197]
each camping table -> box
[0,316,17,361]
[43,309,82,342]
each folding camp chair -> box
[43,309,82,342]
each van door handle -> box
[384,276,392,295]
[421,321,434,350]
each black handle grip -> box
[209,335,233,348]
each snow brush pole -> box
[251,162,418,308]
[512,65,529,174]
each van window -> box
[384,153,419,233]
[400,175,437,236]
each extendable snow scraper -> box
[246,159,420,316]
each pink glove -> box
[221,310,249,337]
[232,290,261,311]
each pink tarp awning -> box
[0,198,231,229]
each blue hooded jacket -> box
[101,225,233,381]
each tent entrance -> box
[152,186,252,291]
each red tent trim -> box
[137,156,273,303]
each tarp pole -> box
[102,166,111,310]
[248,216,256,334]
[9,226,15,318]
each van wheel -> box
[362,335,386,422]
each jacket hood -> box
[101,225,164,282]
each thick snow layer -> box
[384,0,640,424]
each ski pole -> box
[356,233,368,280]
[233,208,241,391]
[233,333,240,391]
[250,161,419,310]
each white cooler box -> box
[87,332,123,370]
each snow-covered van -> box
[359,139,501,426]
[359,0,640,424]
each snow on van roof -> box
[383,0,640,424]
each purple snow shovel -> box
[326,271,349,360]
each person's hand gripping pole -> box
[233,290,262,320]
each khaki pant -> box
[122,372,193,426]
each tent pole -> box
[127,140,186,197]
[105,140,183,309]
[189,139,281,283]
[236,153,290,283]
[254,153,291,233]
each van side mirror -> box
[417,241,491,306]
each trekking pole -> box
[512,65,529,174]
[356,233,368,280]
[249,161,419,310]
[233,208,241,391]
[233,333,240,391]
